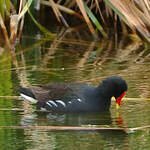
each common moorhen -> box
[18,76,127,112]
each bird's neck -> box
[92,84,112,111]
[95,83,113,99]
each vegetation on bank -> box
[1,0,150,49]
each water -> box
[0,32,150,149]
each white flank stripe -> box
[46,102,52,107]
[56,100,66,107]
[20,94,37,104]
[77,98,82,102]
[48,101,58,107]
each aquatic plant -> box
[40,0,150,42]
[0,0,32,49]
[1,0,150,46]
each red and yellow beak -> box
[116,91,127,109]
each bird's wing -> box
[29,83,85,103]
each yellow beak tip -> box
[116,104,120,109]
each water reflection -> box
[20,128,128,150]
[19,109,129,150]
[19,111,128,150]
[21,111,112,126]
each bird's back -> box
[29,83,93,102]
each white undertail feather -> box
[20,94,38,104]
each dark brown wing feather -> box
[29,83,86,103]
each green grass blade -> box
[0,0,5,20]
[28,9,55,37]
[104,0,128,24]
[83,2,108,38]
[18,0,33,20]
[5,0,10,15]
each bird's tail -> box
[18,87,38,104]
